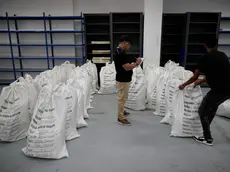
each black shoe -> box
[193,136,213,146]
[117,119,131,126]
[124,111,130,116]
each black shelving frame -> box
[183,12,221,72]
[112,12,144,61]
[160,13,187,66]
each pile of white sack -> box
[145,60,203,137]
[0,61,98,159]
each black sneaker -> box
[193,136,213,146]
[117,119,131,126]
[124,111,130,116]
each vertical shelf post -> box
[6,12,17,80]
[80,12,84,65]
[14,14,24,77]
[43,12,50,69]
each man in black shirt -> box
[114,35,142,125]
[179,38,230,146]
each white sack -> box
[160,77,183,125]
[154,71,171,116]
[69,68,90,119]
[23,74,38,120]
[22,85,69,159]
[146,67,165,110]
[67,79,88,128]
[170,86,203,137]
[98,62,116,94]
[0,80,30,142]
[125,66,146,111]
[53,84,80,141]
[217,99,230,119]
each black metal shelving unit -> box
[84,13,111,86]
[112,13,143,60]
[183,12,221,72]
[160,13,186,66]
[84,12,143,86]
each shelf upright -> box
[43,13,50,69]
[80,12,85,65]
[13,14,24,77]
[48,14,55,67]
[219,17,230,60]
[6,12,17,82]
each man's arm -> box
[122,57,142,71]
[179,69,200,89]
[194,77,207,86]
[122,63,137,71]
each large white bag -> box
[69,68,90,119]
[53,84,80,141]
[69,79,88,128]
[23,74,38,120]
[125,66,146,111]
[98,62,116,94]
[22,85,69,159]
[154,71,171,116]
[0,80,30,142]
[84,61,98,94]
[146,67,165,110]
[160,77,183,125]
[164,60,179,71]
[217,99,230,119]
[170,86,203,137]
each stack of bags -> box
[145,60,203,138]
[0,60,98,159]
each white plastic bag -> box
[146,67,165,110]
[23,74,38,120]
[217,99,230,119]
[67,79,88,128]
[154,71,170,116]
[53,84,80,141]
[22,85,69,159]
[170,86,203,137]
[160,77,183,125]
[70,67,90,119]
[125,66,146,111]
[98,62,116,94]
[0,79,30,142]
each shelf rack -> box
[0,12,84,85]
[84,13,144,86]
[219,17,230,60]
[183,12,221,72]
[112,12,144,61]
[160,13,186,66]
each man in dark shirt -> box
[179,38,230,146]
[114,35,142,126]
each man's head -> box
[119,35,131,51]
[204,37,218,52]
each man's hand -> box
[136,58,142,65]
[179,84,186,90]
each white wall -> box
[1,0,230,16]
[163,0,230,16]
[0,0,230,80]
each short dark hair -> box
[204,37,218,48]
[119,35,131,44]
